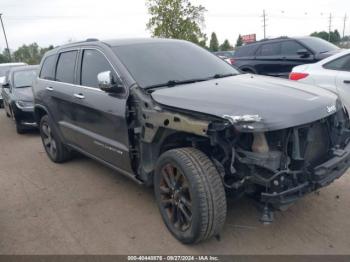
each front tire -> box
[15,120,26,134]
[154,147,227,244]
[39,115,72,163]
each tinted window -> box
[55,51,77,84]
[324,54,350,71]
[40,55,57,80]
[281,41,304,55]
[258,42,281,56]
[113,41,239,88]
[234,45,259,57]
[214,51,235,58]
[13,70,37,88]
[298,37,339,53]
[81,49,114,88]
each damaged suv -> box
[33,38,350,244]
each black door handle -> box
[344,80,350,84]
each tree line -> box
[146,0,349,51]
[1,0,349,64]
[0,43,54,65]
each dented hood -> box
[151,74,341,131]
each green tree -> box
[235,34,243,47]
[0,49,11,63]
[209,32,219,51]
[198,34,208,49]
[311,30,341,44]
[220,39,233,51]
[146,0,206,44]
[330,29,341,44]
[12,43,54,65]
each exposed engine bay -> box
[128,86,350,223]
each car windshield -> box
[112,41,239,88]
[13,70,37,88]
[298,37,339,53]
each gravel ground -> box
[0,109,349,255]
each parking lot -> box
[0,108,350,254]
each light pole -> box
[0,13,11,61]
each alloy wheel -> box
[41,123,57,159]
[159,163,192,232]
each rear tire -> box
[154,147,227,244]
[39,114,72,163]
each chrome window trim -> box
[39,78,103,92]
[38,47,123,91]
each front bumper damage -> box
[261,138,350,207]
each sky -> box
[0,0,349,50]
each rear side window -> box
[281,41,304,55]
[40,55,57,80]
[234,45,258,57]
[258,42,281,56]
[323,54,350,71]
[80,49,114,88]
[55,51,77,84]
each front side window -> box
[258,42,281,56]
[55,51,77,84]
[80,49,114,88]
[13,70,37,88]
[40,55,57,80]
[281,41,304,55]
[323,54,350,71]
[299,37,339,53]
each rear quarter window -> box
[323,54,350,71]
[39,55,57,80]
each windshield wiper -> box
[16,85,32,88]
[144,73,237,90]
[212,73,237,79]
[144,78,208,90]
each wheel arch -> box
[34,104,49,124]
[138,128,212,186]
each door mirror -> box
[297,49,311,58]
[97,71,124,93]
[0,76,8,87]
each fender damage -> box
[127,76,350,222]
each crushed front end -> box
[208,109,350,222]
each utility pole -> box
[328,13,332,42]
[343,13,347,39]
[262,10,267,39]
[0,13,11,62]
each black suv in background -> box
[33,38,350,244]
[233,36,340,77]
[1,65,38,133]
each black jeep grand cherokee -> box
[33,38,350,244]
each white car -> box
[290,49,350,110]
